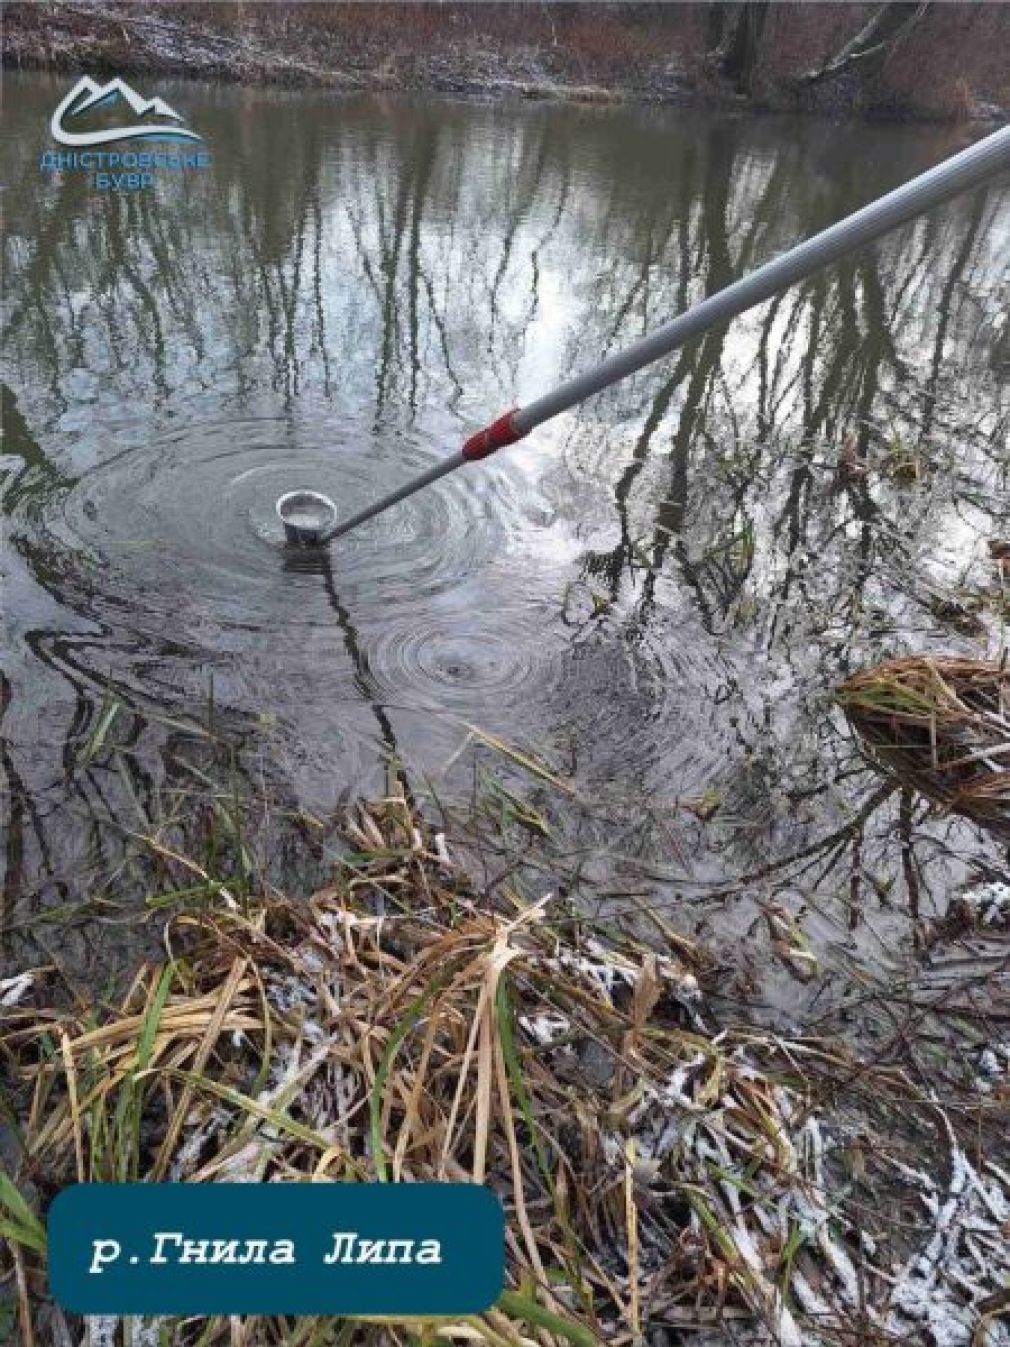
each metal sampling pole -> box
[318,124,1010,546]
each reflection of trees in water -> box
[2,92,1008,956]
[5,100,1003,457]
[571,139,1003,642]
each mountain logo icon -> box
[51,76,202,147]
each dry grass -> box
[2,785,1009,1345]
[836,655,1010,840]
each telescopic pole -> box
[321,124,1010,546]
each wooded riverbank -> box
[4,2,1010,123]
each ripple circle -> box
[360,600,560,714]
[45,415,533,639]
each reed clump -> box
[3,787,1008,1345]
[836,654,1010,839]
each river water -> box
[2,74,1008,988]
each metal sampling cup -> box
[275,489,338,547]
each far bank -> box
[4,1,1010,125]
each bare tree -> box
[796,3,931,89]
[707,2,771,96]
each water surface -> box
[3,75,1008,989]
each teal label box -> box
[49,1182,504,1315]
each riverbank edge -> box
[4,784,1008,1347]
[4,2,1009,127]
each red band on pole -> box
[461,409,525,462]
